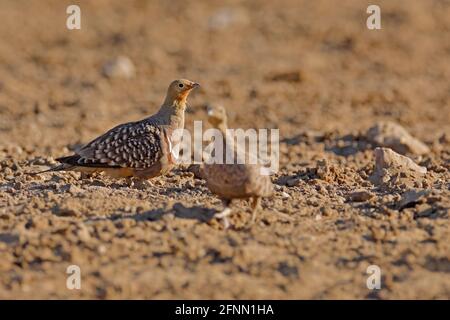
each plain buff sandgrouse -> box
[202,104,274,228]
[39,79,199,184]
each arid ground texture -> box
[0,0,449,299]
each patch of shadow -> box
[82,179,108,188]
[84,208,167,223]
[392,272,409,283]
[0,233,19,245]
[396,189,430,210]
[129,208,166,222]
[282,131,372,157]
[392,250,415,270]
[312,279,353,299]
[419,238,437,244]
[84,202,217,224]
[357,205,382,219]
[277,262,299,279]
[28,181,59,191]
[173,203,216,222]
[415,206,448,220]
[335,219,356,231]
[383,10,409,26]
[322,36,354,52]
[424,256,450,273]
[0,182,14,190]
[324,134,371,157]
[281,131,324,146]
[206,248,232,264]
[51,205,80,217]
[365,290,381,300]
[153,251,172,258]
[109,32,127,46]
[336,255,373,269]
[159,186,187,195]
[275,170,313,186]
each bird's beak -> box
[190,82,200,89]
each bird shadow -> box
[83,208,165,223]
[83,202,216,224]
[172,203,216,222]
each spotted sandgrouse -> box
[202,105,274,228]
[39,79,199,184]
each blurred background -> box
[0,0,448,154]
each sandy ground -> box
[0,0,449,299]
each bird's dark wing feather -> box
[60,121,165,169]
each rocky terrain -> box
[0,0,449,299]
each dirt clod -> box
[370,147,427,188]
[366,122,430,155]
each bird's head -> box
[164,79,199,107]
[206,104,228,129]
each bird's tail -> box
[29,164,74,176]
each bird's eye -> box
[178,83,184,88]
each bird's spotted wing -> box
[73,121,164,169]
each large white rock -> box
[370,147,427,187]
[366,122,430,155]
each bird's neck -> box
[163,90,189,108]
[155,102,186,129]
[217,121,228,136]
[215,121,231,161]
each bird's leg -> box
[80,172,94,180]
[250,197,261,224]
[129,178,153,190]
[124,175,153,189]
[214,199,232,229]
[126,177,135,188]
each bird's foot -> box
[249,197,261,226]
[126,178,152,190]
[214,208,231,229]
[134,180,153,190]
[250,210,257,225]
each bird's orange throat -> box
[175,90,190,106]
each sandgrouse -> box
[39,79,199,184]
[202,105,274,228]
